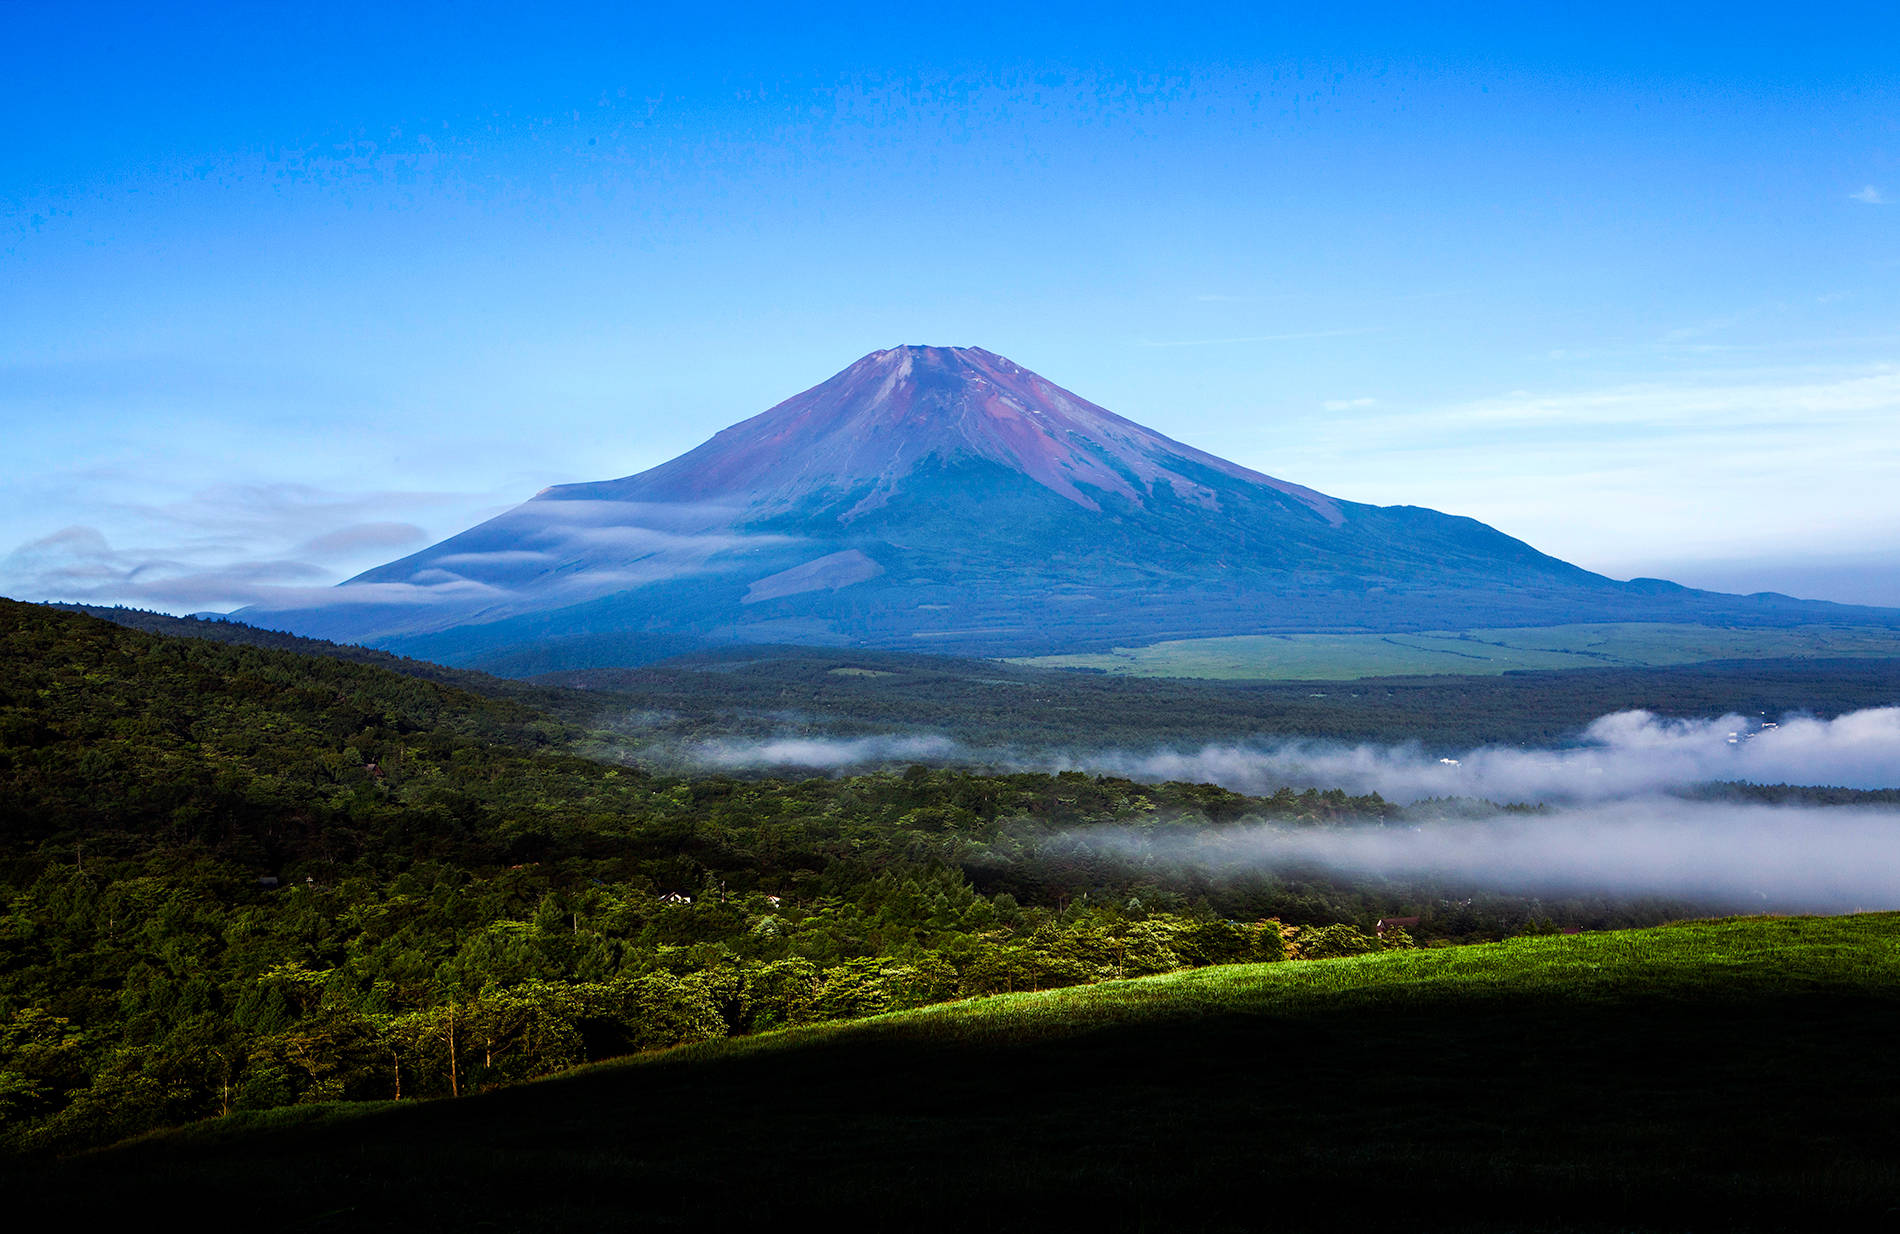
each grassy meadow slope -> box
[23,912,1900,1231]
[556,644,1900,750]
[1015,621,1900,680]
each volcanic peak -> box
[237,342,1900,668]
[547,345,1344,524]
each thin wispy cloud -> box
[0,522,513,614]
[432,549,558,569]
[113,483,470,541]
[1849,185,1888,205]
[1262,364,1900,568]
[1426,367,1900,432]
[691,734,963,769]
[0,483,490,613]
[5,524,336,611]
[296,523,429,558]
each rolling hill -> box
[17,913,1900,1231]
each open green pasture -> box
[1013,621,1900,680]
[25,912,1900,1231]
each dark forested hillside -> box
[0,600,1560,1158]
[1,600,569,851]
[50,603,568,707]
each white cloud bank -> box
[1066,801,1900,913]
[686,711,1900,911]
[684,707,1900,803]
[1081,708,1900,803]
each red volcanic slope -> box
[545,345,1344,524]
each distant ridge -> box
[241,345,1900,671]
[46,603,538,699]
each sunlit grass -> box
[634,912,1900,1076]
[34,912,1900,1232]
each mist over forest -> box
[678,705,1900,913]
[686,705,1900,801]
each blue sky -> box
[3,1,1897,612]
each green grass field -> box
[20,913,1900,1231]
[1013,621,1900,680]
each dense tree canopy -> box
[0,602,1772,1154]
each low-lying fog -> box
[689,707,1900,804]
[1058,802,1900,914]
[684,706,1900,912]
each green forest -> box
[2,600,1891,1160]
[0,601,1492,1156]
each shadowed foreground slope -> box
[23,914,1900,1232]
